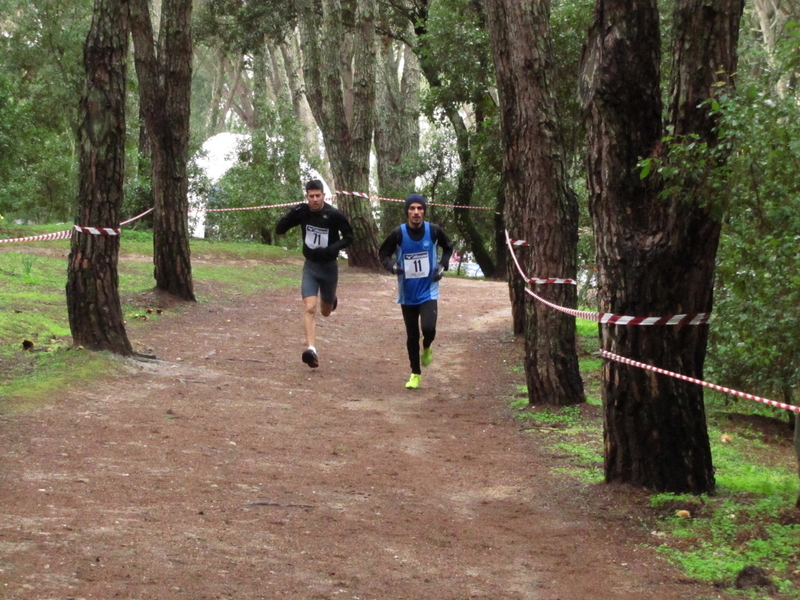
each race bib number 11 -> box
[403,251,430,279]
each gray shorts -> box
[301,259,338,303]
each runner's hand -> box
[392,264,404,275]
[432,264,445,282]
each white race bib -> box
[305,225,329,249]
[403,251,430,279]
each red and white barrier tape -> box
[529,277,580,285]
[602,350,800,414]
[524,286,709,324]
[0,229,71,244]
[506,230,709,324]
[74,225,119,236]
[203,200,302,212]
[505,230,577,285]
[120,207,154,225]
[336,190,496,211]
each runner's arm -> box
[275,203,306,235]
[378,228,403,273]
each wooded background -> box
[1,0,799,494]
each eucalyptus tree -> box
[581,0,744,493]
[486,0,583,406]
[750,0,799,97]
[297,0,382,270]
[381,0,499,279]
[129,0,195,301]
[192,0,319,244]
[374,29,421,237]
[66,0,133,355]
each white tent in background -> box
[189,131,331,239]
[189,132,247,238]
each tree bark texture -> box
[298,0,382,270]
[130,0,195,300]
[486,0,583,406]
[582,0,743,492]
[66,0,133,355]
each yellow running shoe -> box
[405,373,421,389]
[421,346,433,367]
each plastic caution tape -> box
[602,350,800,413]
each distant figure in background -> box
[276,180,353,369]
[379,193,453,389]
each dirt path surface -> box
[0,265,729,600]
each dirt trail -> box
[0,266,728,599]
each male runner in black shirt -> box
[276,180,353,368]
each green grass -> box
[0,349,124,414]
[0,228,300,404]
[509,320,800,597]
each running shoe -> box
[405,373,421,389]
[302,348,319,368]
[421,346,433,367]
[332,297,338,312]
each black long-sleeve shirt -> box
[378,222,454,273]
[275,202,354,263]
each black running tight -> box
[401,300,438,375]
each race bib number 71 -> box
[305,225,329,249]
[403,251,430,279]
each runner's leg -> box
[420,300,438,349]
[301,262,321,351]
[401,304,422,375]
[318,260,339,317]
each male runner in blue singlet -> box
[276,180,353,368]
[378,193,454,389]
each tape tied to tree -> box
[505,229,710,324]
[602,350,800,413]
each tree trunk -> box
[486,0,583,406]
[298,0,382,270]
[130,0,195,300]
[281,35,328,182]
[66,0,133,355]
[374,36,421,237]
[582,0,744,492]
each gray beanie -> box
[404,193,427,213]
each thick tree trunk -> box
[298,0,382,270]
[130,0,195,300]
[67,0,132,355]
[486,0,583,406]
[582,0,743,492]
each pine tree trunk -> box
[130,0,195,300]
[66,0,132,355]
[486,0,583,405]
[582,0,743,492]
